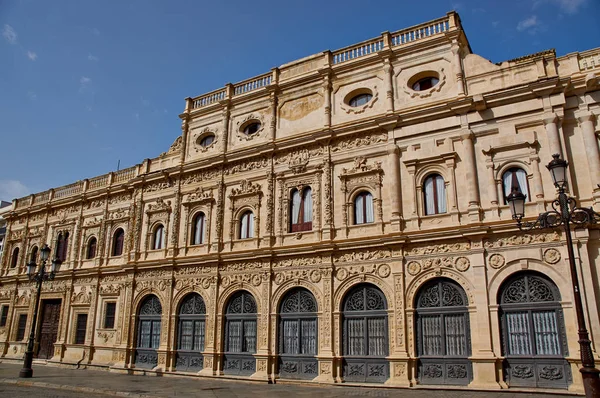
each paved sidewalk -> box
[0,361,579,398]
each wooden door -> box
[37,300,61,359]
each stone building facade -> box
[0,12,599,392]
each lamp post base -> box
[581,366,600,398]
[19,351,34,378]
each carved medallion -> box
[407,261,421,276]
[488,253,505,269]
[543,248,561,264]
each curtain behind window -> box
[436,177,446,213]
[303,188,312,222]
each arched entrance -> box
[223,291,257,375]
[135,295,162,368]
[176,293,206,372]
[278,288,318,379]
[342,284,389,383]
[415,278,471,385]
[499,272,570,388]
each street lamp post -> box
[19,244,60,378]
[506,154,600,397]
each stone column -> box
[462,132,481,221]
[543,113,562,157]
[387,143,402,231]
[383,57,395,113]
[268,94,277,141]
[452,41,466,96]
[577,112,600,201]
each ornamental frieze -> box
[108,193,131,204]
[135,279,170,292]
[71,286,93,305]
[224,156,269,175]
[143,180,172,193]
[108,208,129,220]
[406,241,471,256]
[27,226,43,237]
[484,231,560,249]
[99,284,122,295]
[7,229,24,241]
[15,291,31,306]
[184,187,213,203]
[333,249,390,263]
[229,180,261,197]
[273,256,321,268]
[86,199,105,209]
[331,131,388,153]
[174,265,214,277]
[174,276,216,290]
[136,270,172,280]
[273,269,322,285]
[181,169,220,185]
[406,256,471,276]
[221,261,264,272]
[221,271,269,287]
[146,197,172,213]
[334,263,391,281]
[84,217,102,227]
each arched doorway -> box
[415,278,471,385]
[176,293,206,372]
[499,272,569,388]
[278,288,318,379]
[342,284,388,383]
[135,295,162,368]
[223,291,257,375]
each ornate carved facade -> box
[0,12,599,393]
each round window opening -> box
[348,93,373,107]
[198,134,215,147]
[243,122,261,136]
[412,76,439,91]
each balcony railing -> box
[233,72,272,96]
[192,88,226,109]
[332,38,385,64]
[54,181,83,199]
[391,17,450,46]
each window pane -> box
[16,314,27,341]
[303,188,313,223]
[365,193,374,223]
[244,320,257,353]
[444,314,467,356]
[301,319,317,355]
[506,312,532,355]
[151,320,161,349]
[194,214,204,244]
[75,314,88,344]
[104,302,116,329]
[227,320,242,352]
[140,320,151,348]
[367,317,386,356]
[0,306,8,327]
[283,319,299,354]
[424,177,435,215]
[533,310,561,356]
[179,320,193,350]
[355,195,364,224]
[435,176,446,213]
[194,320,205,351]
[347,318,365,356]
[240,213,249,239]
[420,315,443,356]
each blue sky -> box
[1,0,598,201]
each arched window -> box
[278,288,318,379]
[152,224,164,250]
[223,291,257,375]
[135,295,162,369]
[499,272,569,388]
[56,232,69,262]
[239,211,254,239]
[112,228,124,257]
[354,191,374,225]
[176,293,206,372]
[191,212,205,245]
[342,284,388,383]
[423,174,446,215]
[86,237,97,259]
[415,278,471,385]
[503,167,530,203]
[10,247,19,268]
[290,187,313,232]
[349,93,373,107]
[29,246,38,264]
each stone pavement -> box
[0,361,579,398]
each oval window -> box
[199,134,215,147]
[243,122,261,136]
[412,76,439,91]
[348,93,373,107]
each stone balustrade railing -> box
[233,72,272,96]
[391,16,450,46]
[54,181,83,199]
[88,174,109,190]
[113,166,137,184]
[332,37,385,65]
[192,88,226,109]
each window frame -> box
[112,228,125,257]
[103,302,116,329]
[239,211,254,240]
[29,246,38,264]
[349,93,373,107]
[289,187,313,232]
[152,224,164,250]
[353,191,374,225]
[0,305,8,327]
[16,313,27,341]
[191,212,206,245]
[56,232,69,263]
[10,247,19,268]
[423,174,447,215]
[86,237,97,260]
[74,313,88,345]
[502,167,530,204]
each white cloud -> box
[0,180,29,201]
[3,24,17,44]
[27,91,37,100]
[79,76,92,92]
[27,51,37,61]
[91,28,100,36]
[517,15,541,33]
[88,54,98,61]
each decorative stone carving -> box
[543,248,561,264]
[97,330,115,343]
[167,136,182,154]
[334,249,390,263]
[273,269,322,285]
[184,187,213,203]
[334,263,387,280]
[340,88,379,114]
[484,232,560,248]
[146,198,172,214]
[454,257,470,272]
[229,180,261,197]
[488,253,505,269]
[274,256,321,268]
[407,261,421,276]
[224,157,269,175]
[407,241,470,255]
[193,127,219,153]
[71,286,92,304]
[108,208,129,220]
[331,132,387,153]
[236,113,265,141]
[377,264,391,278]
